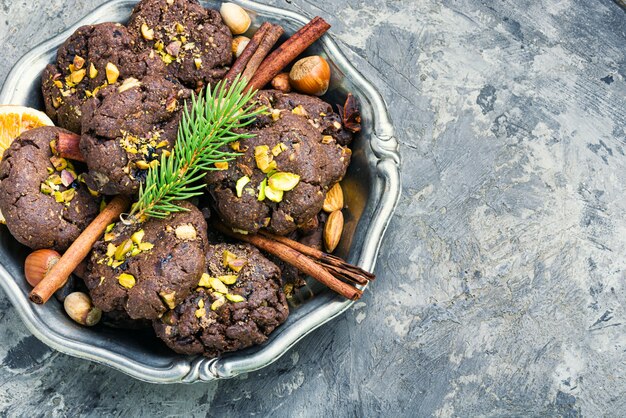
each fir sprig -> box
[130,76,265,220]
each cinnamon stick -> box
[29,196,131,304]
[241,24,284,82]
[245,17,331,92]
[259,230,374,284]
[224,22,272,83]
[56,131,85,162]
[215,224,363,300]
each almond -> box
[323,183,344,212]
[324,210,344,253]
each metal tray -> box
[0,0,400,383]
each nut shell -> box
[271,73,292,93]
[232,36,250,57]
[64,292,102,326]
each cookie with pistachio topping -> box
[84,201,208,320]
[127,0,232,89]
[0,127,100,251]
[41,22,166,133]
[80,75,191,196]
[204,90,352,235]
[153,243,289,357]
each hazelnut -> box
[24,249,61,287]
[64,292,102,326]
[271,73,292,93]
[289,56,331,96]
[220,3,251,35]
[232,36,250,57]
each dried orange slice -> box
[0,105,54,224]
[0,105,54,157]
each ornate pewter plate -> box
[0,0,400,383]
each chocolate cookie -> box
[80,75,190,195]
[41,22,165,133]
[84,201,208,320]
[205,90,352,235]
[153,243,289,357]
[0,127,100,251]
[128,0,232,89]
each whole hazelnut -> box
[24,249,61,287]
[289,56,331,96]
[64,292,102,326]
[271,73,292,93]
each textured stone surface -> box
[2,0,626,416]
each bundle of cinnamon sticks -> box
[30,16,372,305]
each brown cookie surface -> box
[128,0,232,89]
[41,23,165,133]
[84,201,208,320]
[205,90,353,235]
[0,127,100,251]
[80,75,190,195]
[153,243,288,357]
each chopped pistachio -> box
[131,229,145,244]
[209,277,228,294]
[138,242,154,251]
[104,232,115,242]
[226,293,245,303]
[333,121,342,130]
[114,239,133,261]
[88,187,100,197]
[222,250,238,267]
[210,297,225,311]
[118,273,136,289]
[264,185,284,203]
[194,58,202,69]
[89,63,98,79]
[118,77,141,93]
[218,275,238,285]
[271,143,287,156]
[159,291,177,309]
[198,299,205,309]
[130,247,142,257]
[292,105,308,116]
[254,145,277,173]
[50,156,67,171]
[135,160,150,170]
[68,69,86,84]
[227,258,246,273]
[235,176,250,198]
[105,223,115,233]
[111,260,124,268]
[149,160,159,169]
[141,23,154,40]
[268,172,300,191]
[53,80,63,89]
[175,22,185,33]
[40,182,54,195]
[214,161,228,170]
[230,141,248,152]
[105,62,119,84]
[198,273,211,287]
[257,178,267,201]
[73,55,85,70]
[270,109,281,121]
[195,308,206,318]
[321,135,334,144]
[106,243,116,258]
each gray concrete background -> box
[2,0,626,416]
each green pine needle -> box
[130,76,265,220]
